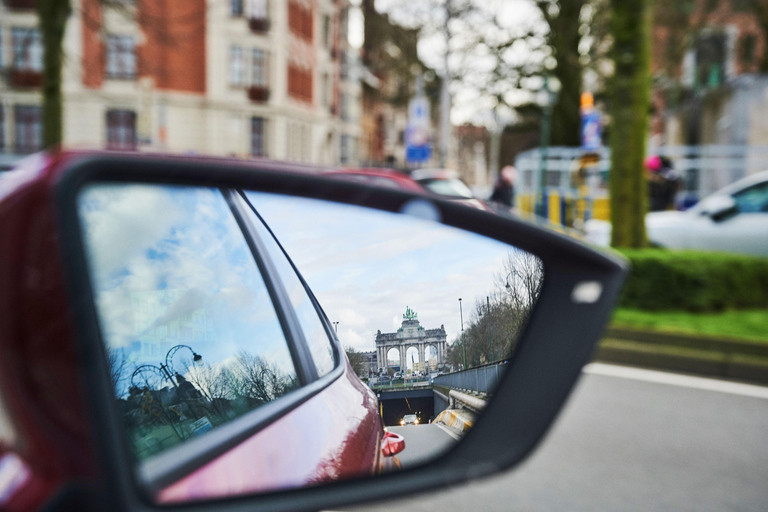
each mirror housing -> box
[1,151,628,512]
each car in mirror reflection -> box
[401,415,419,426]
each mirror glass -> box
[76,183,543,504]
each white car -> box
[585,170,768,257]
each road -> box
[345,364,768,512]
[386,424,460,468]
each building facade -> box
[0,0,360,165]
[374,307,446,373]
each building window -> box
[230,46,245,86]
[106,109,137,150]
[287,65,313,102]
[11,27,42,71]
[288,1,313,41]
[251,49,267,86]
[323,15,331,48]
[0,106,5,152]
[106,35,136,79]
[246,0,267,19]
[340,134,353,164]
[321,72,330,107]
[231,0,243,16]
[14,105,42,154]
[251,117,265,157]
[741,34,757,66]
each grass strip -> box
[611,308,768,344]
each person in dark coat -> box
[490,166,516,208]
[646,155,682,212]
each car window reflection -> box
[78,184,298,460]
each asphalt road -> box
[386,424,460,468]
[344,364,768,512]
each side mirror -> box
[1,153,628,512]
[702,195,738,222]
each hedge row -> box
[617,249,768,312]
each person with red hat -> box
[645,155,681,212]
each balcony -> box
[10,69,43,88]
[248,86,270,103]
[249,17,270,33]
[5,0,37,9]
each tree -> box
[344,346,368,378]
[538,0,586,146]
[445,250,544,369]
[379,0,607,175]
[608,0,653,247]
[38,0,71,149]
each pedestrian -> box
[645,155,682,212]
[489,165,516,209]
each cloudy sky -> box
[78,184,529,382]
[247,191,519,354]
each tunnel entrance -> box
[380,396,435,426]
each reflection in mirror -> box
[76,183,543,504]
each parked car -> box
[0,151,625,512]
[325,168,425,193]
[327,167,491,211]
[411,168,492,211]
[584,170,768,257]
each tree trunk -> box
[608,0,652,248]
[549,0,585,147]
[38,0,71,149]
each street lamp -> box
[131,344,203,390]
[332,321,340,333]
[458,298,466,370]
[536,75,562,218]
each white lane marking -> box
[433,422,463,442]
[583,362,768,400]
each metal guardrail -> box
[432,361,508,395]
[448,389,486,413]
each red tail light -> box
[381,431,405,457]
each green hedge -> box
[617,249,768,312]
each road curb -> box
[595,335,768,385]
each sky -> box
[77,184,533,387]
[247,191,523,354]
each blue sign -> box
[580,110,602,151]
[406,144,432,163]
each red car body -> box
[0,151,400,511]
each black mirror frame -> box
[53,154,628,512]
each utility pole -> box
[459,297,466,369]
[439,0,452,168]
[487,295,495,362]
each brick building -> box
[650,0,768,148]
[0,0,360,164]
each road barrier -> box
[448,389,486,413]
[433,361,508,395]
[514,144,768,225]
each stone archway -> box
[375,309,448,373]
[405,345,420,371]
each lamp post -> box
[131,344,203,390]
[458,297,466,370]
[487,296,495,362]
[332,321,340,333]
[536,75,561,218]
